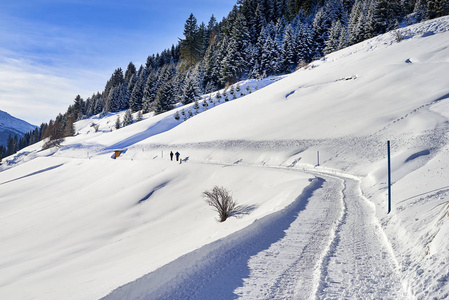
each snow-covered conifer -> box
[136,110,143,122]
[115,115,120,129]
[174,110,180,120]
[122,109,133,127]
[324,20,343,55]
[193,100,200,114]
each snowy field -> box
[1,16,449,299]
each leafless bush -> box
[42,138,63,150]
[203,186,238,222]
[91,123,100,132]
[393,30,404,42]
[296,60,309,71]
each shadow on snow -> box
[102,177,325,300]
[0,164,64,186]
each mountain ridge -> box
[0,110,36,147]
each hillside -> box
[1,17,449,299]
[0,110,36,148]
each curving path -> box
[103,166,408,300]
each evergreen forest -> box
[2,0,448,159]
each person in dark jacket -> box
[175,151,180,161]
[170,151,174,161]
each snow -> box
[1,16,449,300]
[0,110,36,133]
[0,110,37,146]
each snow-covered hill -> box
[0,110,36,147]
[1,17,449,299]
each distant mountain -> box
[0,110,37,147]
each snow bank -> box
[1,16,449,299]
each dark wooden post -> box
[387,141,391,214]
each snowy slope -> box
[0,110,36,147]
[1,17,449,300]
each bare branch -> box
[203,186,238,222]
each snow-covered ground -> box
[1,16,449,299]
[0,110,37,146]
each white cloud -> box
[0,56,105,125]
[0,0,237,125]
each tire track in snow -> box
[234,176,345,299]
[103,176,326,300]
[316,177,407,299]
[103,162,407,300]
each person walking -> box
[175,151,180,161]
[170,151,174,161]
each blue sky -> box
[0,0,236,125]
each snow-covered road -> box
[104,168,408,300]
[234,174,344,299]
[234,172,408,300]
[316,175,408,299]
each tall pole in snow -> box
[387,141,391,214]
[317,151,320,166]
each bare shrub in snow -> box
[393,30,404,42]
[42,138,63,150]
[296,60,309,70]
[203,186,238,222]
[91,123,100,132]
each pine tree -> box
[203,35,221,89]
[193,100,200,114]
[123,109,133,126]
[427,0,449,19]
[282,23,297,72]
[174,110,181,120]
[229,85,235,99]
[94,96,104,115]
[183,73,200,105]
[130,78,144,112]
[154,81,175,114]
[202,99,209,110]
[106,86,121,112]
[260,34,280,75]
[337,26,349,50]
[180,13,201,67]
[373,0,400,34]
[205,81,217,94]
[347,0,365,45]
[136,110,143,122]
[63,116,75,137]
[143,71,158,112]
[220,13,251,85]
[295,22,314,63]
[414,0,429,21]
[118,83,130,111]
[115,115,121,129]
[312,8,330,57]
[6,134,16,156]
[255,2,268,34]
[73,95,84,120]
[124,62,137,84]
[0,145,5,162]
[215,90,222,102]
[324,20,343,54]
